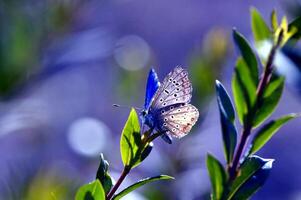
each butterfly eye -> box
[164,118,167,122]
[163,123,167,126]
[170,106,174,110]
[174,94,177,97]
[161,110,165,114]
[172,128,176,132]
[160,98,163,102]
[169,78,172,82]
[172,80,176,84]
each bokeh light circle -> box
[114,35,150,71]
[67,117,111,157]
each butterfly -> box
[141,66,199,143]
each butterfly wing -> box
[146,66,199,139]
[144,68,160,110]
[151,67,192,110]
[156,104,199,138]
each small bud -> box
[140,142,153,161]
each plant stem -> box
[106,130,160,200]
[229,30,284,180]
[229,126,251,179]
[106,167,130,200]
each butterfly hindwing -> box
[144,68,160,110]
[151,67,192,109]
[155,104,199,138]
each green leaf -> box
[112,175,174,200]
[253,75,285,127]
[120,108,142,168]
[233,29,259,85]
[206,154,227,200]
[251,7,272,44]
[96,154,113,194]
[250,114,299,154]
[232,58,257,124]
[228,156,274,200]
[271,10,278,32]
[75,180,105,200]
[227,156,274,200]
[216,80,237,163]
[288,16,301,43]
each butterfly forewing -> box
[157,104,199,138]
[151,67,192,109]
[144,69,161,110]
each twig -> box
[106,167,131,200]
[229,29,284,180]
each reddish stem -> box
[106,167,130,200]
[229,30,284,180]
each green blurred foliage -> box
[25,172,75,200]
[0,1,76,97]
[189,28,230,110]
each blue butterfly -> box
[141,67,199,143]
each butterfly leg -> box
[160,132,172,144]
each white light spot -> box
[68,117,111,157]
[114,35,150,71]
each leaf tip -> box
[215,80,221,87]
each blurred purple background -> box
[0,0,301,199]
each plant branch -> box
[229,29,284,180]
[106,130,161,200]
[106,167,130,200]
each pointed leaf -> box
[288,16,301,43]
[216,80,235,122]
[120,108,142,168]
[216,80,237,163]
[271,10,278,32]
[96,154,113,194]
[206,154,227,200]
[112,175,174,200]
[227,156,274,200]
[232,58,257,124]
[251,7,272,44]
[250,114,299,154]
[253,75,285,127]
[229,156,274,200]
[233,30,258,85]
[75,180,105,200]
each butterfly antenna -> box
[112,104,142,111]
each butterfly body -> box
[142,67,199,139]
